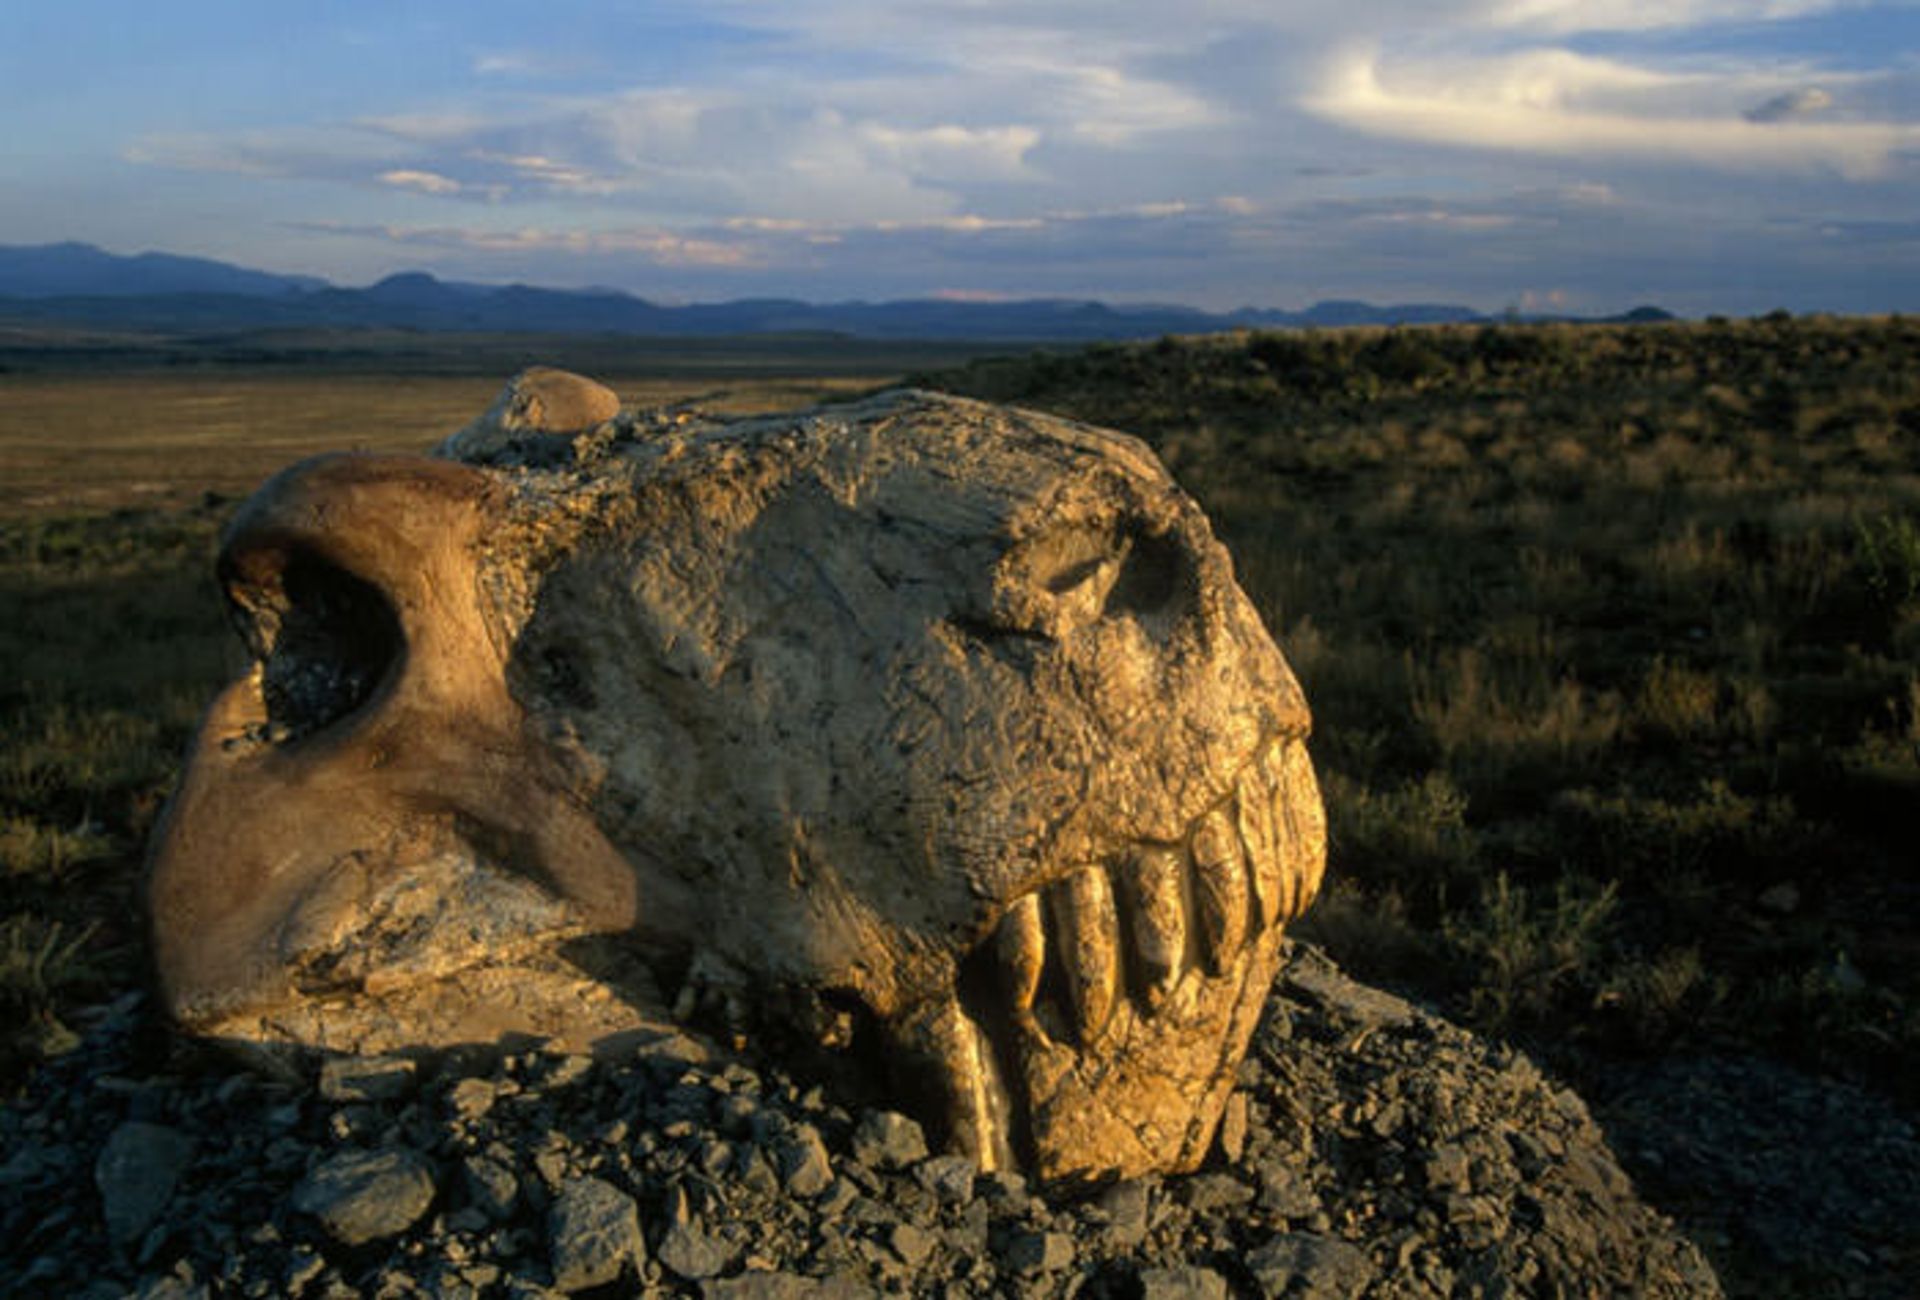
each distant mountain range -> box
[0,242,330,299]
[0,242,1669,341]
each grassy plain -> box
[0,328,992,514]
[4,316,1917,1148]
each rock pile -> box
[0,945,1719,1297]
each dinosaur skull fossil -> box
[147,384,1325,1184]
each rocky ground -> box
[0,943,1840,1299]
[1583,1052,1920,1299]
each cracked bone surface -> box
[146,378,1326,1185]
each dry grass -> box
[0,372,886,518]
[926,315,1920,1098]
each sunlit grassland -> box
[0,371,891,516]
[5,317,1918,1117]
[924,314,1920,1102]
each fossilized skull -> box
[147,383,1325,1184]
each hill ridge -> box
[0,242,1672,340]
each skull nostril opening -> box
[229,550,402,743]
[1106,531,1191,631]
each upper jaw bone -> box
[984,733,1312,1045]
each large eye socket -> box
[222,547,403,743]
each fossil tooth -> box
[1189,807,1248,975]
[1272,740,1327,921]
[892,994,1016,1174]
[993,892,1046,1014]
[1238,756,1285,932]
[1116,846,1186,1008]
[1046,865,1121,1045]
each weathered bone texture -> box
[147,380,1326,1185]
[436,366,621,463]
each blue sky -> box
[4,1,1918,314]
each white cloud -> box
[1361,207,1519,231]
[1558,181,1618,204]
[1306,47,1920,177]
[290,219,758,268]
[1014,58,1225,144]
[867,214,1048,233]
[474,53,537,77]
[471,51,593,79]
[1481,0,1858,35]
[356,111,497,142]
[855,123,1041,182]
[464,150,605,191]
[123,137,283,178]
[378,169,465,196]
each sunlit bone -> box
[147,380,1326,1184]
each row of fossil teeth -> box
[989,736,1323,1049]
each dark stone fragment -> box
[886,1221,935,1268]
[1181,1171,1255,1214]
[850,1110,927,1171]
[547,1176,644,1293]
[317,1055,417,1104]
[914,1153,977,1204]
[463,1154,519,1220]
[1245,1232,1378,1300]
[1000,1229,1074,1275]
[290,1147,436,1247]
[1096,1178,1151,1249]
[702,1272,870,1299]
[1138,1264,1230,1300]
[96,1122,196,1246]
[1255,1159,1320,1220]
[1219,1092,1250,1163]
[659,1216,736,1281]
[773,1123,834,1198]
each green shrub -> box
[1325,769,1478,892]
[1855,511,1920,610]
[1442,872,1620,1035]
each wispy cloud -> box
[378,169,468,197]
[471,50,597,79]
[288,219,758,268]
[1306,47,1919,177]
[125,126,411,179]
[1482,0,1854,35]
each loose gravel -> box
[3,944,1725,1298]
